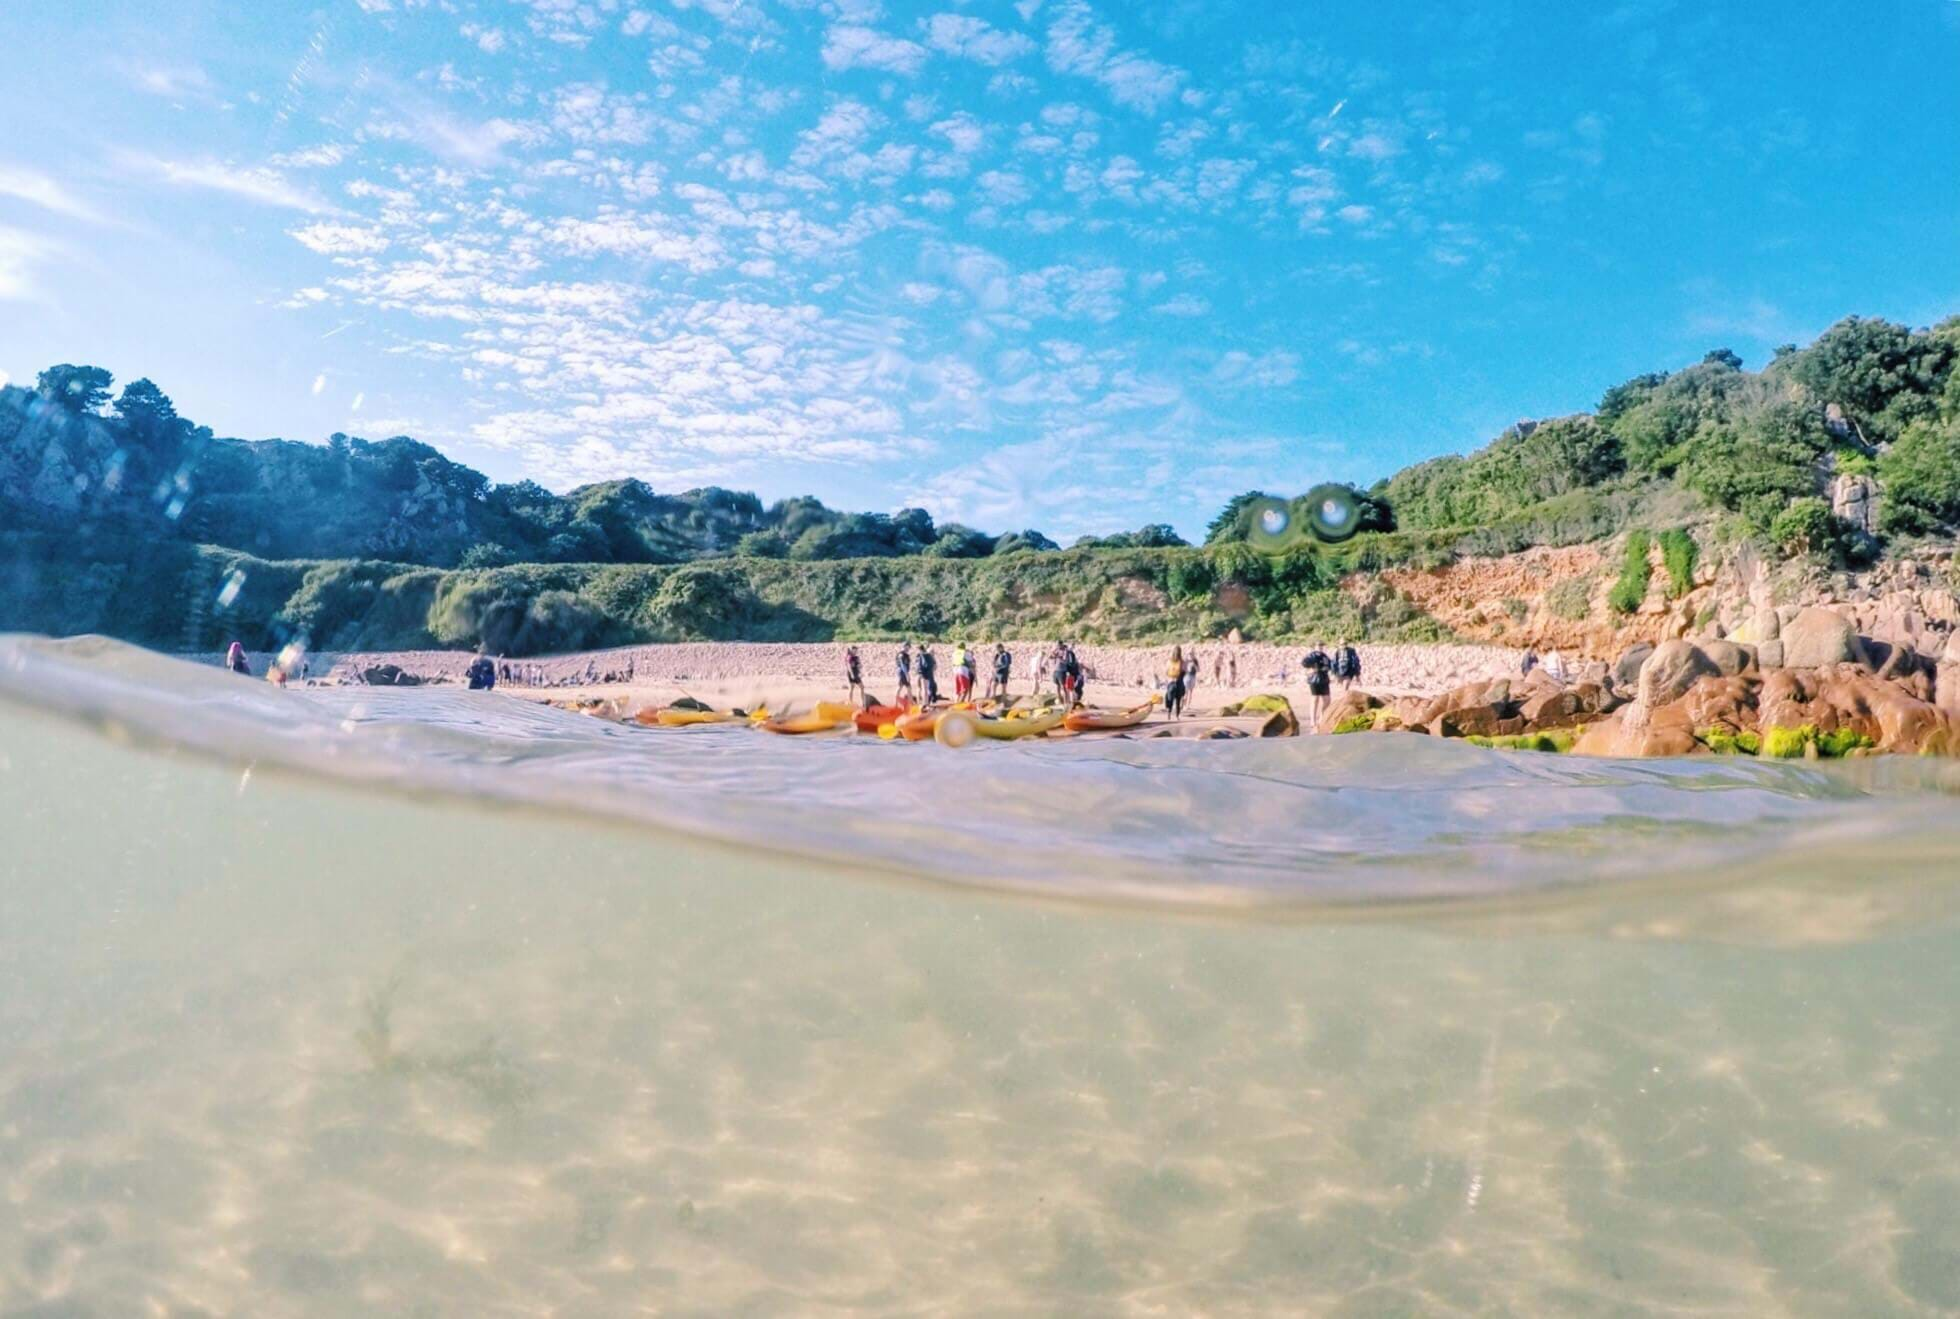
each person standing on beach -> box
[225,642,251,677]
[951,642,972,701]
[1227,649,1239,686]
[1335,638,1361,693]
[917,644,940,705]
[1301,642,1333,730]
[896,642,915,705]
[844,645,864,706]
[989,643,1012,701]
[1164,645,1187,719]
[1184,643,1200,705]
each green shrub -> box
[1762,725,1814,758]
[1545,577,1593,620]
[1816,727,1875,757]
[1769,498,1845,558]
[1606,530,1653,615]
[1464,730,1573,753]
[1658,529,1697,597]
[1698,726,1761,755]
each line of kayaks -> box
[636,696,1159,741]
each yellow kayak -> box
[759,713,846,735]
[1063,699,1158,732]
[814,701,857,722]
[645,708,735,727]
[971,708,1065,739]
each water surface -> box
[4,636,1960,1314]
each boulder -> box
[1831,472,1880,537]
[1781,607,1862,669]
[1699,639,1754,678]
[1259,706,1299,737]
[1756,639,1785,669]
[1319,688,1384,734]
[361,664,419,687]
[1637,640,1720,708]
[1611,642,1655,694]
[1571,708,1701,758]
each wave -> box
[6,634,1960,921]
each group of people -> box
[845,641,1088,708]
[1298,639,1362,724]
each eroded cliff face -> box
[1353,531,1960,671]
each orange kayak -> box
[853,703,909,733]
[1062,701,1157,732]
[895,710,942,741]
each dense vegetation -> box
[4,313,1956,655]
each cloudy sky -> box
[1,0,1955,539]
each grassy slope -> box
[2,479,1690,654]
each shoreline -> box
[204,639,1539,716]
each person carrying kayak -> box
[467,653,497,691]
[844,645,864,706]
[1301,641,1333,729]
[917,644,940,705]
[989,643,1012,700]
[952,642,972,701]
[896,641,915,704]
[225,641,251,677]
[1164,644,1187,719]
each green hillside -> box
[4,314,1956,655]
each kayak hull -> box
[1062,705,1154,732]
[971,709,1065,739]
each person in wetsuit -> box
[1301,642,1333,730]
[844,645,863,705]
[467,654,497,690]
[990,643,1012,701]
[917,644,940,705]
[1058,643,1085,707]
[896,642,914,704]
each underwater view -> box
[7,636,1960,1315]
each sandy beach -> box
[212,640,1537,717]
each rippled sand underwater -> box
[5,639,1960,1315]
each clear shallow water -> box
[5,635,1960,1314]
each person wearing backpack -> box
[1335,639,1361,692]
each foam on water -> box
[7,635,1960,1313]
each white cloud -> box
[311,373,327,395]
[795,100,877,159]
[0,166,102,222]
[546,211,725,273]
[922,13,1035,65]
[1044,1,1185,113]
[0,226,58,301]
[549,84,655,145]
[289,222,390,255]
[143,157,332,212]
[821,25,928,76]
[1153,293,1209,317]
[1212,350,1299,389]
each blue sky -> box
[1,0,1955,541]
